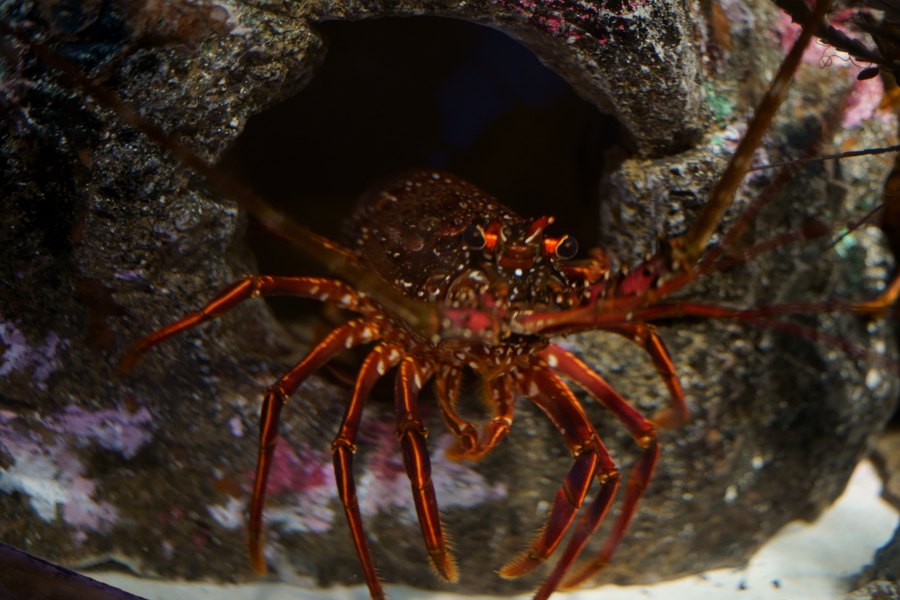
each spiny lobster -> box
[2,0,897,598]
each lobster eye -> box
[555,236,578,259]
[463,224,486,249]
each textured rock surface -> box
[873,425,900,511]
[0,0,898,597]
[852,522,900,598]
[846,581,900,600]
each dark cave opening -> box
[217,16,623,322]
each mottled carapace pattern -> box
[346,171,594,313]
[346,172,518,302]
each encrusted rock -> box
[0,0,897,596]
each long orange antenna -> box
[674,0,833,268]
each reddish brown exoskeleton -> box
[15,0,891,597]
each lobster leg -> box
[434,366,479,457]
[463,375,515,461]
[437,369,515,461]
[249,319,383,574]
[121,275,375,373]
[531,467,619,600]
[332,344,404,600]
[603,324,688,429]
[561,439,660,589]
[395,357,458,582]
[537,344,662,590]
[500,367,618,580]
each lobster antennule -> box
[525,215,555,244]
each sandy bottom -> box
[89,459,898,600]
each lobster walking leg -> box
[437,368,516,461]
[333,344,404,600]
[435,366,479,457]
[121,275,374,373]
[460,375,515,461]
[249,319,383,574]
[500,367,618,579]
[604,324,688,429]
[395,357,458,582]
[537,344,662,590]
[531,470,619,600]
[562,440,660,589]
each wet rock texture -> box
[0,0,898,596]
[873,425,900,511]
[852,522,900,599]
[854,426,900,598]
[847,580,900,600]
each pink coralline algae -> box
[773,9,885,128]
[237,418,508,535]
[842,75,886,128]
[0,319,64,389]
[488,0,643,44]
[243,438,338,534]
[0,403,155,536]
[261,438,331,496]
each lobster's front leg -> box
[438,370,515,462]
[395,357,458,582]
[434,365,479,457]
[501,367,619,586]
[332,343,404,600]
[602,324,688,429]
[121,276,374,373]
[464,375,515,461]
[540,345,662,590]
[249,319,383,574]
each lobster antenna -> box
[673,0,833,268]
[748,144,900,171]
[510,0,834,337]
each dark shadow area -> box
[218,16,621,321]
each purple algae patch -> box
[0,417,118,533]
[0,402,154,536]
[43,404,154,459]
[0,319,65,388]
